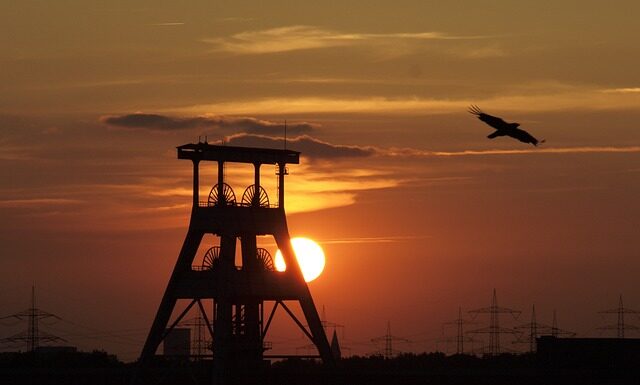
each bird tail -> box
[536,139,546,147]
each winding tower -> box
[139,142,333,377]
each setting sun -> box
[274,237,326,282]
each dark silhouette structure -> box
[440,307,476,355]
[468,289,521,356]
[598,295,640,338]
[549,309,575,339]
[537,336,640,371]
[370,322,409,359]
[139,142,333,381]
[513,305,548,352]
[0,286,66,351]
[513,305,575,353]
[468,105,544,146]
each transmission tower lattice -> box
[296,306,346,358]
[598,295,640,338]
[440,307,476,355]
[179,315,211,359]
[371,322,409,359]
[0,286,66,351]
[468,289,521,356]
[548,309,575,338]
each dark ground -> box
[1,350,638,385]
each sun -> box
[274,237,325,282]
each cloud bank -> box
[224,133,377,159]
[204,25,489,55]
[101,113,315,135]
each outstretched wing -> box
[468,105,511,130]
[508,127,541,146]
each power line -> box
[468,289,521,356]
[0,286,66,351]
[598,295,640,338]
[370,321,409,359]
[439,306,476,355]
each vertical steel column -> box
[192,160,199,208]
[278,163,285,209]
[253,163,261,206]
[217,161,224,205]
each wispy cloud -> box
[214,131,640,160]
[447,44,508,59]
[257,235,430,247]
[175,85,640,116]
[101,113,315,135]
[424,146,640,157]
[319,235,431,245]
[0,198,83,208]
[602,87,640,94]
[176,97,466,115]
[224,133,376,159]
[203,25,489,55]
[148,22,185,26]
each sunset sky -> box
[2,1,640,360]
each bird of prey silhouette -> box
[468,105,544,146]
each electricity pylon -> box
[371,322,409,359]
[0,286,66,351]
[468,289,521,356]
[598,295,640,338]
[440,307,476,355]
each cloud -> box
[175,84,640,116]
[148,22,185,26]
[432,146,640,156]
[386,146,640,157]
[224,133,377,159]
[0,198,83,208]
[101,113,315,135]
[602,87,640,94]
[203,25,489,55]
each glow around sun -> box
[274,237,325,282]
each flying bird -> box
[468,105,544,146]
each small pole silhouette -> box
[468,289,521,356]
[598,295,640,338]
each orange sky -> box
[1,1,640,360]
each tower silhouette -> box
[598,295,640,338]
[468,289,521,356]
[548,309,575,338]
[514,305,555,352]
[296,306,345,357]
[179,315,210,359]
[0,286,66,351]
[370,322,408,359]
[440,307,476,355]
[139,143,333,379]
